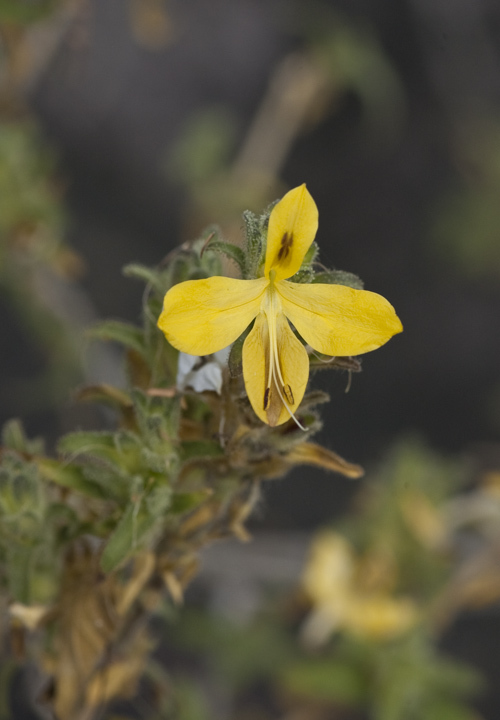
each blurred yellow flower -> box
[158,185,402,426]
[302,531,418,645]
[399,489,446,549]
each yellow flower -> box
[158,185,402,426]
[302,531,418,645]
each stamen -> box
[283,384,294,404]
[266,295,305,431]
[263,387,271,410]
[271,366,306,431]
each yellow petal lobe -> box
[242,313,268,424]
[264,184,319,281]
[242,310,309,426]
[278,280,402,356]
[272,313,310,425]
[158,276,267,356]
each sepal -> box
[313,269,364,289]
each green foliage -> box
[303,8,406,143]
[0,121,84,415]
[88,321,147,356]
[166,106,237,186]
[0,0,59,24]
[170,606,481,720]
[159,438,483,720]
[291,633,482,720]
[2,418,44,455]
[0,120,486,720]
[171,610,295,692]
[202,239,246,276]
[0,122,64,263]
[0,451,59,603]
[52,389,183,571]
[432,119,500,277]
[100,497,160,573]
[227,324,252,378]
[37,457,111,500]
[172,682,213,720]
[338,439,461,599]
[281,656,366,705]
[368,634,481,720]
[0,260,181,583]
[289,242,318,283]
[313,268,364,289]
[239,203,366,297]
[242,205,274,278]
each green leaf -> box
[1,419,44,455]
[58,429,142,471]
[58,430,116,459]
[291,242,320,280]
[180,441,224,461]
[100,505,135,572]
[309,354,362,373]
[46,502,80,537]
[282,659,365,705]
[145,483,172,517]
[228,325,251,378]
[0,0,56,25]
[6,543,32,603]
[79,464,129,502]
[425,700,478,720]
[204,240,246,275]
[122,263,166,292]
[302,241,319,266]
[175,611,293,691]
[88,320,146,355]
[170,678,213,720]
[170,491,210,515]
[313,269,364,289]
[131,389,180,449]
[242,208,267,278]
[290,266,315,283]
[140,447,175,474]
[2,419,26,452]
[0,456,44,517]
[36,458,109,500]
[75,384,133,411]
[166,106,236,185]
[100,498,157,573]
[242,209,262,248]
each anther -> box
[283,384,294,405]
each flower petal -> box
[242,313,268,424]
[158,276,267,356]
[242,311,309,426]
[264,184,318,281]
[278,280,403,356]
[273,313,310,425]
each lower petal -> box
[273,314,310,425]
[278,281,403,356]
[242,313,268,424]
[158,276,267,356]
[242,312,309,426]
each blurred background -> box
[2,0,500,718]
